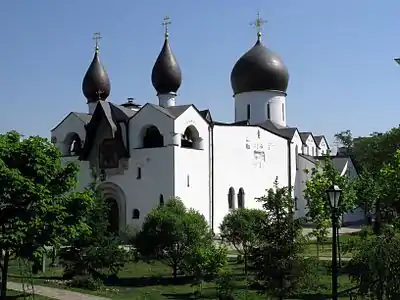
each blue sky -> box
[1,0,400,143]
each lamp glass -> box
[326,185,342,208]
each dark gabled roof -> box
[80,101,130,160]
[314,135,323,145]
[145,103,191,119]
[314,135,330,150]
[299,132,311,143]
[299,131,320,148]
[299,153,317,164]
[213,120,249,126]
[199,109,212,123]
[257,120,298,140]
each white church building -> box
[50,21,364,234]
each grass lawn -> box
[5,289,54,300]
[7,257,361,300]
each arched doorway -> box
[106,198,119,234]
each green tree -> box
[347,229,400,299]
[0,131,92,300]
[334,129,353,149]
[249,178,311,300]
[59,173,129,284]
[304,155,357,254]
[135,198,215,279]
[183,243,227,295]
[219,208,267,276]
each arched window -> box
[181,125,200,149]
[159,194,164,206]
[66,133,82,156]
[142,125,164,148]
[228,187,236,210]
[132,209,140,219]
[238,188,245,209]
[295,145,299,170]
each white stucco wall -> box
[212,125,288,233]
[234,90,287,126]
[303,135,317,157]
[173,106,211,223]
[318,138,329,156]
[294,155,316,219]
[51,113,88,156]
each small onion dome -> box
[151,34,182,95]
[82,47,111,103]
[230,38,289,95]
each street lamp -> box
[326,184,342,300]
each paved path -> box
[227,254,352,261]
[7,282,110,300]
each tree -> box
[219,208,267,276]
[249,178,311,299]
[183,243,227,295]
[303,155,357,255]
[135,198,215,279]
[347,228,400,299]
[334,130,353,149]
[0,131,92,300]
[59,173,129,284]
[353,169,380,215]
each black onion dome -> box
[82,49,111,103]
[230,39,289,95]
[151,37,182,94]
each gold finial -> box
[250,12,267,41]
[93,32,102,53]
[162,16,171,39]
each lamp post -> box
[326,185,342,300]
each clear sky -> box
[1,0,400,143]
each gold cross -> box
[162,16,171,38]
[250,12,267,40]
[93,32,102,51]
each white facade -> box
[50,96,364,234]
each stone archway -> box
[97,182,127,234]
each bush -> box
[70,274,103,291]
[216,270,236,300]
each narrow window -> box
[294,197,298,210]
[246,104,251,121]
[159,194,164,206]
[238,188,245,208]
[187,175,190,187]
[282,103,285,121]
[137,167,142,179]
[267,103,270,119]
[312,147,315,156]
[132,209,140,219]
[295,145,299,170]
[228,187,235,210]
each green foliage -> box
[250,178,312,299]
[219,208,266,275]
[59,178,129,281]
[304,155,357,243]
[183,243,227,293]
[0,131,93,299]
[135,198,216,279]
[353,169,380,214]
[215,270,236,300]
[347,230,400,298]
